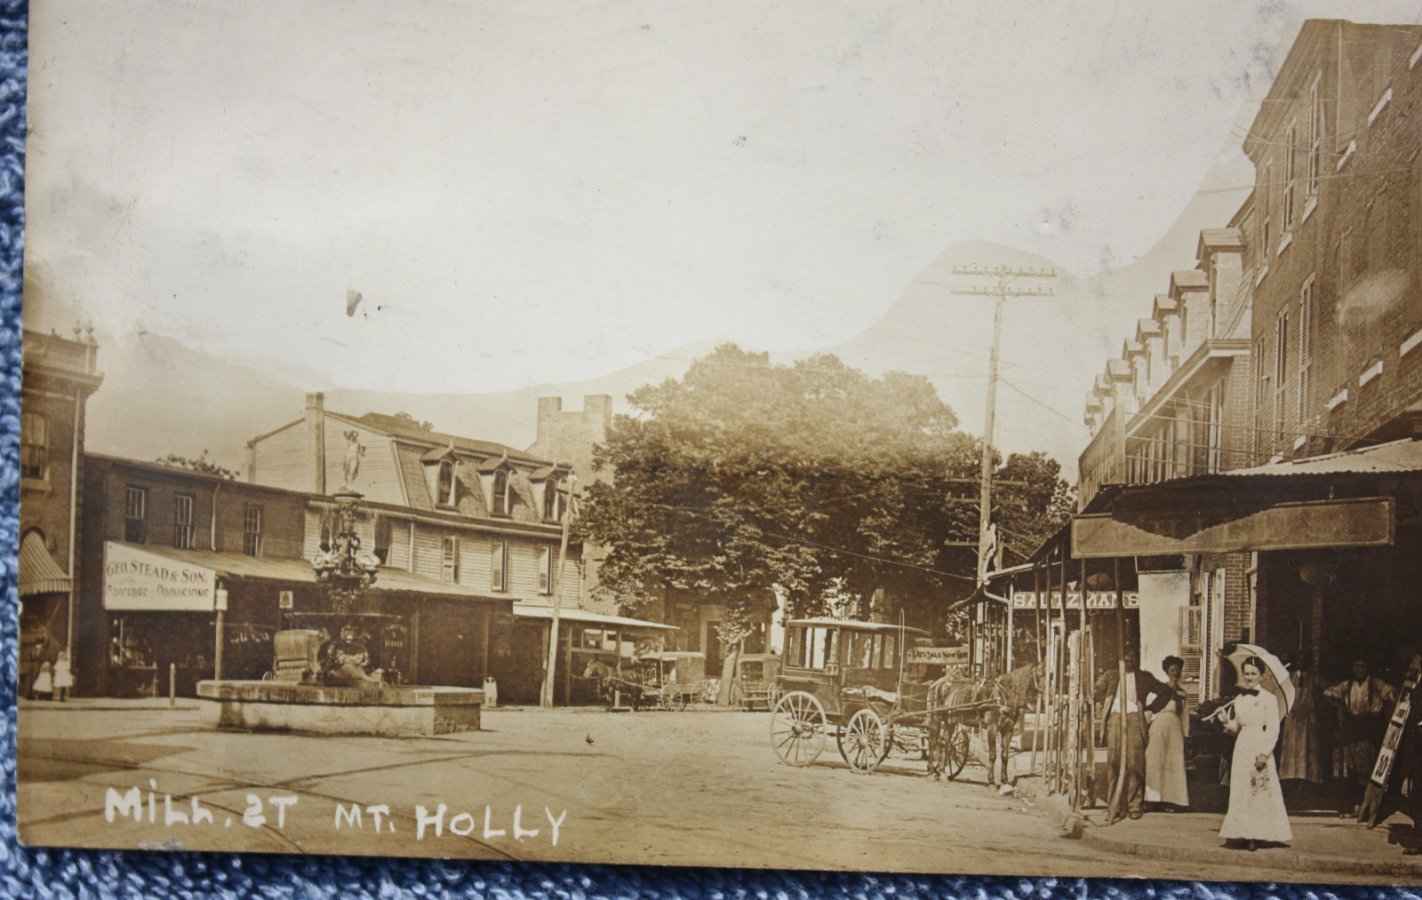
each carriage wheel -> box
[673,689,689,711]
[838,708,890,774]
[944,722,971,781]
[770,691,828,767]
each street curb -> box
[1018,777,1422,881]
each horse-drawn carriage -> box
[769,617,1039,781]
[589,651,707,711]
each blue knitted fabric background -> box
[0,4,1409,898]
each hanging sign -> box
[1009,590,1140,610]
[103,541,216,612]
[906,645,966,666]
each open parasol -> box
[1220,642,1295,720]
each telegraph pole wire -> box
[950,264,1056,590]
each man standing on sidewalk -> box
[1325,657,1395,817]
[1093,649,1172,823]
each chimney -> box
[535,397,562,446]
[306,392,326,494]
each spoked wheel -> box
[838,707,891,774]
[662,688,688,712]
[770,691,828,767]
[944,722,971,780]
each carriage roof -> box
[637,651,706,661]
[785,618,931,639]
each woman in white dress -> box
[1219,656,1292,850]
[1145,655,1189,809]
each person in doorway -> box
[1279,661,1327,805]
[1145,655,1190,811]
[52,651,74,702]
[1093,649,1173,822]
[32,660,53,701]
[1324,657,1395,816]
[1219,656,1292,850]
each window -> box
[374,516,391,565]
[172,494,195,549]
[1308,77,1323,196]
[491,541,507,591]
[1274,307,1290,441]
[243,503,263,557]
[1259,163,1273,261]
[1282,123,1297,232]
[124,486,148,543]
[543,478,562,522]
[1298,278,1314,426]
[538,546,553,594]
[20,411,47,480]
[437,461,456,507]
[1255,336,1270,459]
[441,535,459,583]
[492,469,510,517]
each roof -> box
[1197,227,1244,258]
[511,603,678,632]
[638,651,705,660]
[1169,269,1209,294]
[785,618,931,638]
[1222,438,1422,478]
[1105,359,1131,380]
[121,544,513,601]
[357,412,548,466]
[1082,439,1422,515]
[19,532,70,596]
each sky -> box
[24,0,1422,405]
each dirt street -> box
[13,704,1370,882]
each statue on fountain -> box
[321,624,384,686]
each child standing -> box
[53,652,74,701]
[32,660,54,701]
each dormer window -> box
[544,477,561,521]
[437,460,456,506]
[421,442,460,509]
[492,469,510,517]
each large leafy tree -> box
[580,344,1071,639]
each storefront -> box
[1072,440,1418,689]
[96,540,512,697]
[19,531,71,697]
[503,604,678,705]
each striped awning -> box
[19,532,70,597]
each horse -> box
[927,662,1041,786]
[583,659,646,711]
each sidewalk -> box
[1022,777,1422,881]
[17,697,201,712]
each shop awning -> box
[512,603,678,632]
[1073,496,1395,557]
[19,532,70,597]
[107,543,515,603]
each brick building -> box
[18,326,102,696]
[1072,20,1422,698]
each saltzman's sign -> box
[1009,590,1140,610]
[103,541,217,612]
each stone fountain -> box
[197,450,484,736]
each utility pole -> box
[951,265,1055,590]
[540,472,576,708]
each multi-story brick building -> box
[1073,20,1422,698]
[18,326,102,695]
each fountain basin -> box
[196,680,483,736]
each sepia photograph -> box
[16,0,1422,887]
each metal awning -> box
[19,532,70,597]
[1073,496,1395,557]
[512,603,678,632]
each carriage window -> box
[806,627,831,670]
[857,634,873,669]
[883,635,897,670]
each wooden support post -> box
[1108,556,1128,823]
[1030,560,1043,778]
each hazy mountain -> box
[81,153,1254,476]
